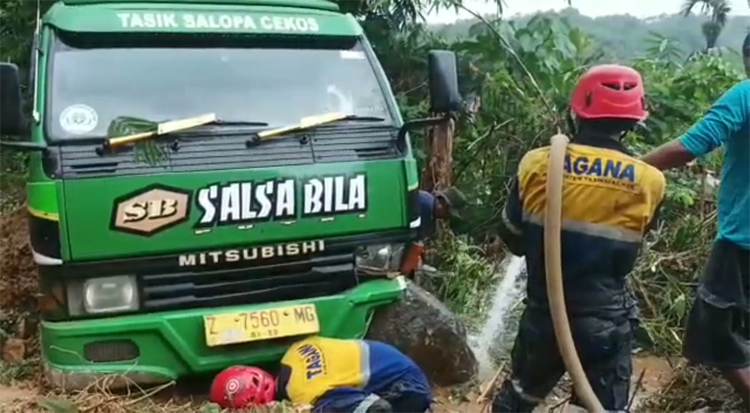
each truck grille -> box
[140,252,358,312]
[38,230,413,321]
[84,339,140,363]
[58,125,401,178]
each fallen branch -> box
[477,362,505,412]
[626,367,647,412]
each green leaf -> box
[37,398,80,413]
[673,293,687,318]
[106,116,158,139]
[200,402,223,413]
[105,116,170,167]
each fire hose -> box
[545,133,605,413]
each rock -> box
[1,338,25,364]
[366,281,477,386]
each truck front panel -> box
[61,158,409,261]
[28,0,421,387]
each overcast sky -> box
[427,0,750,23]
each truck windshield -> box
[47,34,393,140]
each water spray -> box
[544,133,604,413]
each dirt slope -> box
[0,206,38,314]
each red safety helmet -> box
[209,365,276,409]
[570,64,648,121]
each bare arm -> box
[640,140,696,171]
[641,81,749,170]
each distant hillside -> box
[432,8,750,61]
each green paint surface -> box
[62,0,340,10]
[404,157,418,189]
[28,0,414,385]
[63,160,407,260]
[42,278,405,377]
[44,1,361,35]
[27,182,60,217]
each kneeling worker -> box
[210,336,433,412]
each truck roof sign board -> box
[117,12,320,32]
[61,0,340,12]
[45,3,360,36]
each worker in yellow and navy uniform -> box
[492,65,666,413]
[277,336,433,413]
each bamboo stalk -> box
[107,113,217,147]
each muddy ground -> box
[0,356,675,412]
[0,206,745,412]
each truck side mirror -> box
[427,50,461,113]
[0,63,24,136]
[395,50,462,148]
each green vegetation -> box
[394,12,740,357]
[0,0,746,410]
[434,7,749,62]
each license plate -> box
[204,304,320,347]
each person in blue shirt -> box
[417,187,467,241]
[398,187,468,275]
[642,80,750,405]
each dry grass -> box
[1,374,308,413]
[639,363,746,412]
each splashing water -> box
[470,254,527,380]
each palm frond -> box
[106,116,170,167]
[680,0,704,16]
[709,0,731,27]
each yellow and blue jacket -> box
[277,336,431,408]
[498,136,665,316]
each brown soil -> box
[639,362,747,412]
[0,384,37,408]
[0,206,37,314]
[0,206,40,368]
[432,387,485,413]
[428,355,677,413]
[630,355,677,411]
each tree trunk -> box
[419,118,455,193]
[701,20,721,51]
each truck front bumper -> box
[42,278,405,390]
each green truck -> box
[0,0,461,389]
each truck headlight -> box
[67,275,138,316]
[355,244,405,274]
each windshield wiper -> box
[102,114,268,151]
[202,120,269,127]
[246,113,386,147]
